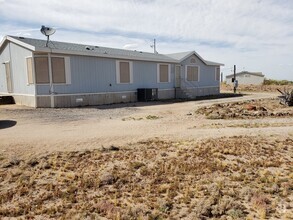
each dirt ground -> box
[0,90,292,219]
[1,92,292,159]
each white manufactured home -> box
[0,36,224,107]
[226,71,265,85]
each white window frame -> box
[34,55,71,85]
[116,60,133,84]
[215,67,220,81]
[157,63,171,83]
[185,65,200,82]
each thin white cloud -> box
[123,44,139,50]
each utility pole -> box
[233,65,238,94]
[150,39,157,54]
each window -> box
[186,65,199,81]
[26,57,34,84]
[34,56,70,84]
[116,61,133,84]
[35,57,49,84]
[157,64,170,83]
[52,57,66,83]
[215,67,220,81]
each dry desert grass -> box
[0,136,292,219]
[195,98,293,120]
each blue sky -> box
[0,0,293,80]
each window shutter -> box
[35,57,49,84]
[119,62,130,83]
[51,57,66,83]
[26,57,34,84]
[159,64,169,82]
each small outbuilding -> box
[226,71,265,85]
[0,36,224,107]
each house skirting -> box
[157,89,175,100]
[176,86,220,99]
[0,93,36,107]
[36,89,175,108]
[36,91,136,108]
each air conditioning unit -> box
[137,88,158,101]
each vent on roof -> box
[19,37,25,39]
[95,46,99,48]
[85,46,94,51]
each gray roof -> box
[1,35,223,65]
[226,71,264,78]
[166,51,224,66]
[165,51,194,60]
[7,36,178,63]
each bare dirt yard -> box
[0,90,292,219]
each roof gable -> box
[0,36,35,52]
[166,51,224,66]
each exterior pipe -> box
[48,52,55,108]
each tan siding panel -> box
[5,62,13,93]
[52,57,66,83]
[187,66,193,81]
[160,64,168,82]
[119,62,130,83]
[187,66,199,81]
[194,66,199,81]
[35,57,49,83]
[26,58,34,84]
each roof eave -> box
[3,36,36,51]
[206,62,225,66]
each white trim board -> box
[0,92,35,96]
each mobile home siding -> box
[9,42,35,94]
[226,74,264,85]
[36,55,175,95]
[0,44,10,93]
[180,55,220,88]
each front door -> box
[175,65,181,88]
[5,62,13,93]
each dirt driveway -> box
[1,92,292,158]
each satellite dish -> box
[40,25,56,47]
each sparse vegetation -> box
[0,136,292,219]
[196,98,293,119]
[263,79,293,85]
[221,83,293,93]
[122,115,161,121]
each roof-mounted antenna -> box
[40,25,56,47]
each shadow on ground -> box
[85,93,246,110]
[0,120,17,129]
